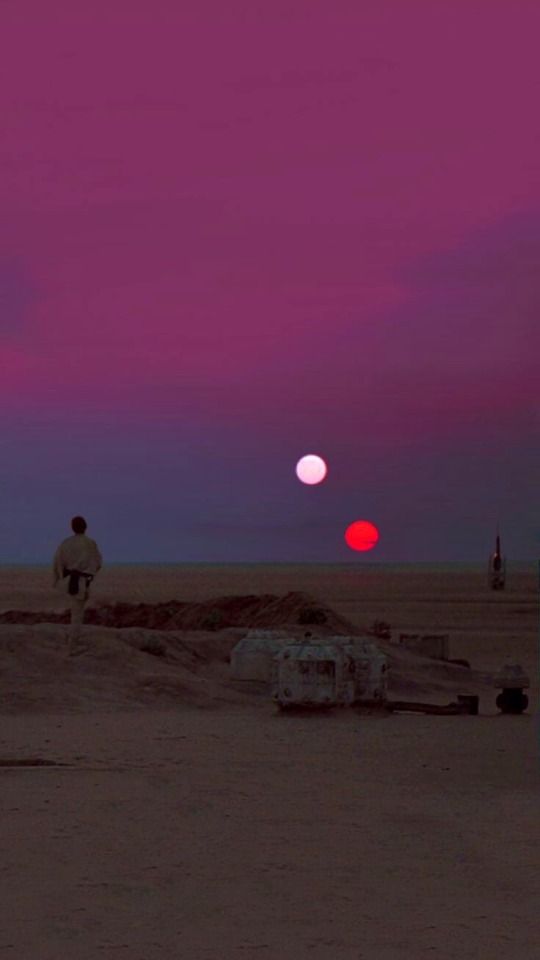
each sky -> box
[1,0,539,562]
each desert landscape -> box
[3,0,540,955]
[0,563,538,959]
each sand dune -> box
[0,616,492,715]
[0,586,503,714]
[0,589,357,631]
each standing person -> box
[52,516,103,656]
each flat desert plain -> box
[0,563,538,960]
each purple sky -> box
[1,1,539,562]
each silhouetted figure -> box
[52,516,102,655]
[488,531,506,590]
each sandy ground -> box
[0,563,538,959]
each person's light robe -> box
[52,534,103,588]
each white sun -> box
[295,454,328,485]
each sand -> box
[0,563,538,959]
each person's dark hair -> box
[71,515,87,534]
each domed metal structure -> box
[230,630,291,682]
[330,635,389,704]
[271,639,354,709]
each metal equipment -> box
[330,636,388,705]
[271,639,354,710]
[230,630,291,682]
[494,663,529,714]
[386,695,479,715]
[488,530,506,590]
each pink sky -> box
[1,1,539,560]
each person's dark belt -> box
[63,568,94,596]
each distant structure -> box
[488,528,506,590]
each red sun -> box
[345,520,379,552]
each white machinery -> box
[230,629,291,682]
[332,636,388,704]
[271,636,388,710]
[271,639,354,709]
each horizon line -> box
[0,559,537,567]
